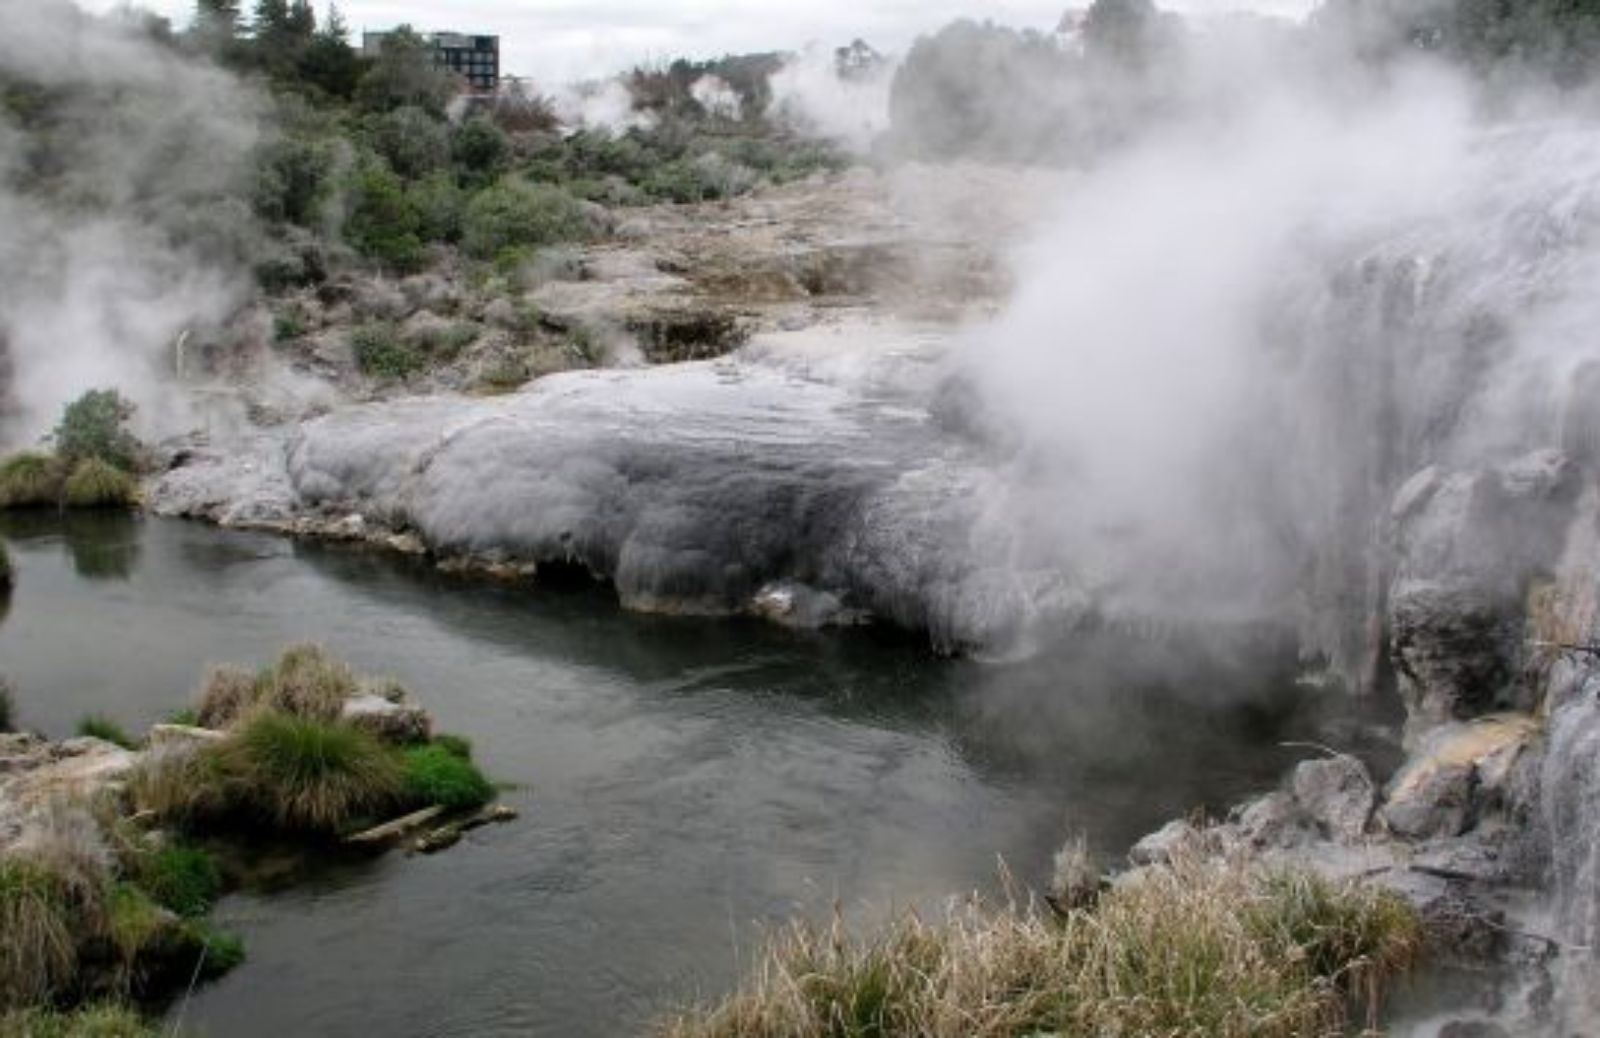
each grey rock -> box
[1230,790,1305,850]
[1129,820,1200,866]
[1290,756,1375,842]
[341,694,431,744]
[1382,760,1475,839]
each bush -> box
[452,117,510,180]
[462,181,591,260]
[0,452,64,509]
[62,459,137,510]
[351,321,423,380]
[432,733,473,760]
[409,172,465,243]
[53,391,140,472]
[343,163,426,273]
[662,855,1421,1038]
[402,744,493,810]
[366,105,450,180]
[250,644,359,723]
[132,845,220,918]
[75,715,136,750]
[217,712,404,834]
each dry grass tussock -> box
[662,851,1422,1038]
[195,644,359,729]
[0,805,113,1010]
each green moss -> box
[132,845,220,918]
[0,452,63,509]
[402,744,493,810]
[61,459,136,510]
[179,922,245,979]
[431,733,473,760]
[75,715,136,750]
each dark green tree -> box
[356,26,458,114]
[297,4,365,99]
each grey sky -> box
[83,1,1319,86]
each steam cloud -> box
[0,0,264,447]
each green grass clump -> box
[0,452,63,509]
[75,716,136,750]
[164,708,199,728]
[402,744,493,810]
[61,459,137,510]
[351,321,423,380]
[0,859,78,1010]
[432,733,473,760]
[217,712,404,834]
[131,845,220,918]
[661,854,1422,1038]
[0,1004,156,1037]
[182,923,245,978]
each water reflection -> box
[0,510,142,582]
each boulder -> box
[1129,820,1201,866]
[1290,756,1375,843]
[1382,761,1475,839]
[342,693,431,744]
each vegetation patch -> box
[61,460,137,510]
[196,645,357,729]
[661,855,1421,1038]
[0,679,12,732]
[0,1004,156,1038]
[351,321,424,380]
[130,845,220,919]
[0,453,63,509]
[402,744,494,811]
[0,859,79,1010]
[53,391,140,473]
[74,716,136,750]
[0,541,12,590]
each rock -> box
[1383,761,1475,839]
[1129,820,1200,866]
[413,825,461,854]
[1383,715,1542,839]
[147,724,227,750]
[1290,756,1375,843]
[1229,790,1305,850]
[341,693,431,744]
[346,805,446,846]
[1438,1022,1510,1038]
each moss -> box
[0,452,64,509]
[0,1004,157,1037]
[184,923,246,978]
[61,459,136,510]
[402,744,493,810]
[432,733,473,760]
[75,716,136,750]
[105,885,166,971]
[131,845,220,918]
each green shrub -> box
[432,733,473,760]
[105,884,166,971]
[452,116,509,180]
[462,181,591,260]
[218,712,404,833]
[343,163,426,273]
[410,172,465,243]
[273,311,306,343]
[0,1004,157,1037]
[165,708,200,728]
[183,923,245,978]
[132,845,220,918]
[365,105,450,180]
[0,452,64,509]
[351,321,423,380]
[402,744,493,810]
[62,459,137,510]
[76,715,135,750]
[409,322,479,362]
[53,390,140,471]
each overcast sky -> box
[82,0,1320,86]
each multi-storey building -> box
[362,30,500,95]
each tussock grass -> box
[221,713,404,832]
[60,460,136,510]
[126,746,235,829]
[130,845,219,919]
[662,855,1422,1038]
[402,744,493,810]
[0,1004,156,1037]
[75,716,135,750]
[0,453,63,509]
[0,860,79,1010]
[195,645,357,729]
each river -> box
[0,512,1394,1036]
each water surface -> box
[0,514,1387,1036]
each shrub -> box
[402,744,493,810]
[132,845,220,918]
[62,459,137,510]
[662,855,1422,1038]
[76,715,136,750]
[351,321,423,380]
[452,117,510,180]
[217,712,404,834]
[343,163,426,273]
[432,733,473,760]
[0,452,64,509]
[53,390,140,472]
[193,666,258,730]
[409,172,465,243]
[462,181,591,260]
[366,106,450,181]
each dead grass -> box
[194,645,357,729]
[661,853,1422,1038]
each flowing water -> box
[0,513,1392,1037]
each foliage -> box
[356,26,458,114]
[253,133,335,226]
[342,162,426,272]
[75,716,136,750]
[350,321,423,380]
[0,453,64,509]
[52,391,140,472]
[662,854,1421,1038]
[452,117,510,181]
[131,845,220,918]
[461,180,591,260]
[431,733,473,760]
[196,644,357,728]
[366,106,451,180]
[0,543,11,593]
[0,859,80,1010]
[0,1004,156,1037]
[217,712,404,833]
[401,744,494,810]
[62,460,137,510]
[0,678,12,732]
[409,172,466,243]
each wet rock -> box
[342,693,431,744]
[1290,756,1375,842]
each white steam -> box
[769,44,897,152]
[552,78,656,133]
[0,0,264,447]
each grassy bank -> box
[663,854,1421,1038]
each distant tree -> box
[297,4,365,99]
[53,390,140,471]
[835,39,887,81]
[1083,0,1163,67]
[343,160,426,271]
[452,116,510,181]
[356,26,459,114]
[366,105,451,179]
[191,0,243,60]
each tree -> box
[452,117,510,182]
[366,106,451,179]
[53,390,140,472]
[191,0,242,59]
[297,4,365,99]
[356,26,459,114]
[1083,0,1162,67]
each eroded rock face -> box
[1291,756,1377,843]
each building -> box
[362,30,500,95]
